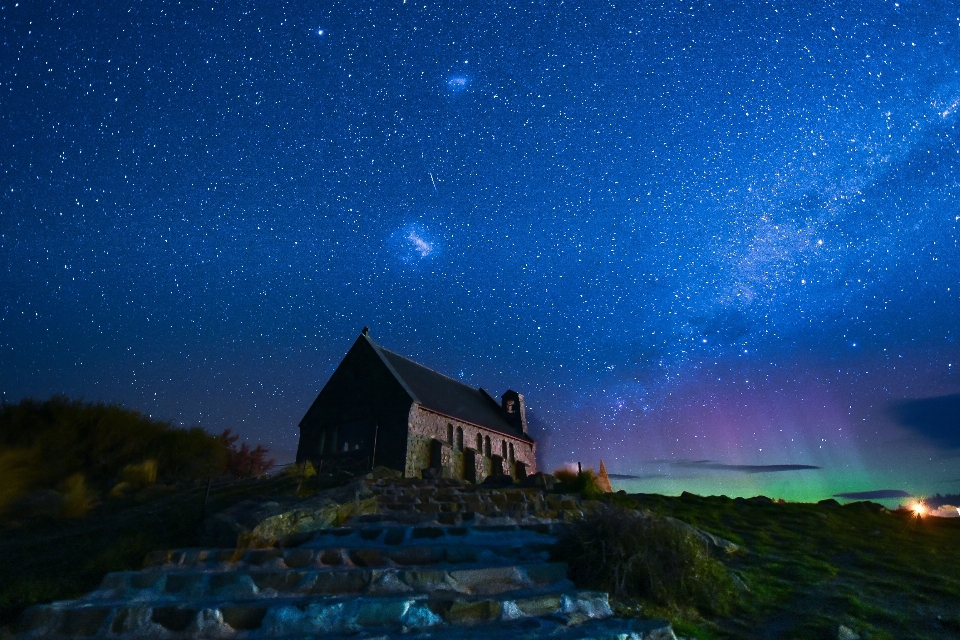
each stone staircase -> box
[14,478,678,639]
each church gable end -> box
[296,333,414,473]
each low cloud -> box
[890,394,960,449]
[608,460,820,480]
[607,473,669,480]
[833,489,912,500]
[672,460,821,474]
[927,493,960,508]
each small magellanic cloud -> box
[447,75,470,92]
[388,223,438,265]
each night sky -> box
[3,0,959,506]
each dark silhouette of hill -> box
[0,396,273,515]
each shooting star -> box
[429,173,438,194]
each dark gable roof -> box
[364,335,532,442]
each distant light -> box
[316,28,325,36]
[910,501,926,516]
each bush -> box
[59,474,97,518]
[553,466,606,499]
[121,459,158,488]
[110,459,159,497]
[0,397,277,510]
[554,506,738,613]
[0,396,228,494]
[221,429,275,478]
[283,461,317,480]
[0,447,39,514]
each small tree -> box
[220,429,275,478]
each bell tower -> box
[501,389,528,434]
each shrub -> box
[283,461,317,480]
[121,459,158,488]
[0,396,228,493]
[110,459,159,498]
[221,429,275,478]
[0,447,38,514]
[60,474,97,518]
[553,466,605,499]
[0,397,281,510]
[554,506,738,613]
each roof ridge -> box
[376,344,488,396]
[359,332,531,443]
[478,387,504,409]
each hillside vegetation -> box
[0,396,281,626]
[0,396,273,516]
[588,492,960,639]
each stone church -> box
[296,329,537,481]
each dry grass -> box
[59,474,98,518]
[553,466,606,499]
[0,396,228,497]
[121,459,158,487]
[283,461,317,480]
[109,460,159,497]
[0,448,38,514]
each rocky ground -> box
[4,471,960,639]
[10,472,681,639]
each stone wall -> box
[405,404,537,481]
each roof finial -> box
[362,326,370,336]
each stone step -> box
[293,522,561,551]
[145,543,554,572]
[90,562,571,601]
[145,524,563,570]
[18,589,614,638]
[271,615,679,640]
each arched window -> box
[476,433,483,451]
[447,423,454,444]
[501,440,507,459]
[456,427,464,451]
[509,442,515,462]
[484,436,491,457]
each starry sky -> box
[3,0,960,506]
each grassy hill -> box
[601,492,960,639]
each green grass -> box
[600,492,960,640]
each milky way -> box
[2,0,959,504]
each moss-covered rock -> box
[238,497,378,549]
